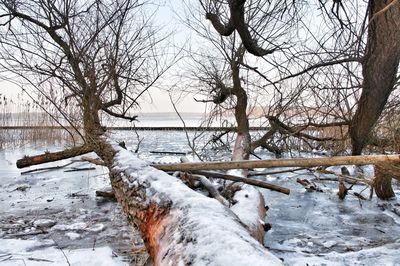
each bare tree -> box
[193,0,400,199]
[0,0,170,143]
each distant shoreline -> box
[0,126,270,131]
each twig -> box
[150,151,187,155]
[248,167,306,176]
[185,173,229,206]
[6,230,48,237]
[368,0,399,25]
[313,168,372,185]
[169,93,203,161]
[64,167,96,172]
[21,161,76,175]
[190,170,290,195]
[49,235,70,266]
[28,257,54,262]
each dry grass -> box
[0,96,79,149]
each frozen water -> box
[1,130,400,265]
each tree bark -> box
[350,0,400,198]
[374,162,400,199]
[16,145,93,168]
[153,154,400,172]
[94,137,283,265]
[350,0,400,155]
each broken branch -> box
[153,154,400,172]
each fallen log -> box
[16,145,93,168]
[153,154,400,172]
[95,137,283,266]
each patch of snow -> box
[230,185,262,229]
[33,219,56,229]
[66,232,81,240]
[0,238,126,266]
[88,223,105,233]
[53,222,87,231]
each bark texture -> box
[154,154,400,172]
[94,137,283,266]
[350,0,400,155]
[16,145,93,168]
[374,162,400,199]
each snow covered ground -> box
[1,130,399,265]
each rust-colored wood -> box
[16,145,93,168]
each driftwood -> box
[153,154,400,172]
[16,145,93,168]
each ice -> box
[1,130,399,265]
[0,239,126,266]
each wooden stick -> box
[153,154,400,172]
[190,170,290,195]
[64,167,96,172]
[187,174,229,206]
[95,190,116,199]
[150,151,187,155]
[248,167,306,176]
[21,161,76,175]
[17,145,93,168]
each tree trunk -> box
[350,0,400,155]
[82,89,104,140]
[93,136,283,265]
[374,162,400,199]
[350,0,400,197]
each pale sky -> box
[0,0,206,114]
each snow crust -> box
[109,139,283,265]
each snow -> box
[109,138,283,265]
[230,185,262,229]
[0,144,145,265]
[1,130,400,265]
[0,239,126,266]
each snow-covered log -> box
[97,137,282,266]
